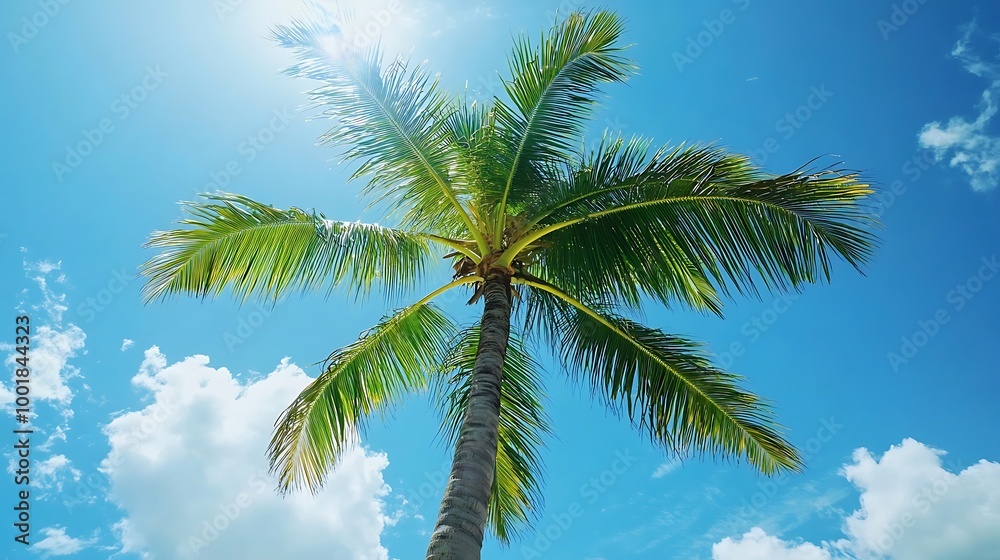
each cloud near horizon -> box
[0,260,85,413]
[712,438,1000,560]
[102,347,395,560]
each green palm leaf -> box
[504,148,877,299]
[433,326,551,543]
[515,141,727,313]
[139,193,433,303]
[519,279,801,475]
[527,139,756,227]
[269,302,456,493]
[442,97,511,222]
[270,16,488,250]
[492,9,635,241]
[585,165,876,296]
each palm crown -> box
[140,9,876,558]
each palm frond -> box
[492,9,635,239]
[270,16,488,250]
[268,302,456,493]
[441,96,512,222]
[527,140,755,227]
[139,193,433,303]
[518,279,802,475]
[516,139,726,313]
[506,148,877,299]
[432,326,550,543]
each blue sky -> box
[2,0,1000,558]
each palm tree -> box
[139,9,875,560]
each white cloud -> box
[837,439,1000,559]
[0,261,85,412]
[2,325,86,408]
[121,339,134,351]
[714,527,833,560]
[31,526,95,557]
[130,346,166,392]
[918,21,1000,191]
[652,459,680,478]
[711,439,1000,560]
[111,519,146,558]
[102,348,393,560]
[35,454,82,492]
[34,261,60,274]
[27,260,68,323]
[38,425,69,452]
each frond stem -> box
[342,61,491,255]
[497,191,868,268]
[511,276,751,437]
[414,275,484,308]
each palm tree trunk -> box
[425,271,511,560]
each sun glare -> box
[238,0,421,59]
